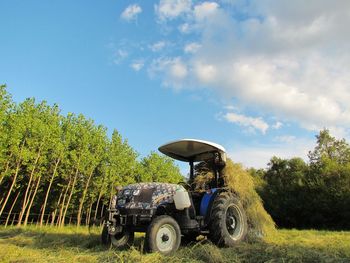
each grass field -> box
[0,226,349,263]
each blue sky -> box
[1,0,350,170]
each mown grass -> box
[0,226,349,263]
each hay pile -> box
[193,161,215,191]
[194,158,276,240]
[223,159,276,239]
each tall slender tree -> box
[39,105,64,226]
[76,125,107,227]
[140,152,183,183]
[0,87,183,227]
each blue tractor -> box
[102,139,248,254]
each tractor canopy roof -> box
[158,139,226,163]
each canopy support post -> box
[189,160,194,183]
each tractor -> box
[102,139,248,255]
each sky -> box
[1,0,350,171]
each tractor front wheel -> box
[101,224,134,249]
[146,215,181,255]
[208,191,247,247]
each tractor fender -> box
[155,202,176,216]
[202,189,240,224]
[200,188,222,223]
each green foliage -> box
[258,129,350,229]
[139,152,183,183]
[0,86,182,226]
[259,157,309,227]
[309,129,350,165]
[107,130,139,187]
[0,85,13,166]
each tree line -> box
[2,84,349,230]
[0,85,182,227]
[251,129,350,230]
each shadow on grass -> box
[0,227,146,253]
[0,227,25,239]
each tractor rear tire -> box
[101,225,134,249]
[208,191,247,247]
[146,215,181,255]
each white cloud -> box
[224,112,269,134]
[121,4,142,21]
[113,49,128,64]
[178,23,191,33]
[224,105,238,111]
[150,41,166,52]
[194,2,219,21]
[272,121,283,129]
[222,54,350,130]
[274,135,296,143]
[194,61,217,84]
[149,57,188,88]
[228,138,315,168]
[184,42,201,53]
[155,0,192,21]
[130,60,144,71]
[150,1,350,133]
[170,58,188,79]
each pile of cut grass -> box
[194,158,276,239]
[223,159,276,239]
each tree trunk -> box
[100,204,104,226]
[46,213,50,226]
[0,161,21,217]
[23,175,41,226]
[17,176,36,226]
[61,176,76,226]
[51,189,64,227]
[0,152,13,186]
[100,203,104,216]
[36,205,43,226]
[0,140,26,217]
[86,200,93,225]
[11,213,16,226]
[61,157,80,227]
[94,190,103,221]
[108,185,114,210]
[5,190,20,227]
[40,158,60,227]
[57,177,71,226]
[0,195,4,208]
[17,151,41,226]
[77,168,94,227]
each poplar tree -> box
[140,152,183,183]
[0,87,184,226]
[76,125,107,226]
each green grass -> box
[0,226,349,263]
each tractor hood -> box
[116,182,179,210]
[158,139,226,163]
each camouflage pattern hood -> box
[116,183,179,210]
